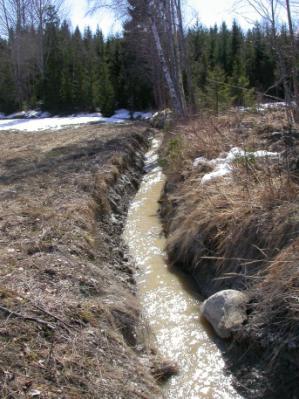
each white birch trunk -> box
[285,0,299,121]
[150,17,183,115]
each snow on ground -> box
[256,102,291,112]
[4,110,51,119]
[0,109,152,132]
[108,109,152,120]
[193,147,279,184]
[238,102,293,113]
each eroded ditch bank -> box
[0,124,167,398]
[124,136,242,399]
[158,112,299,399]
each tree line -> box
[0,0,297,116]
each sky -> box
[65,1,120,35]
[66,0,260,36]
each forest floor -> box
[0,123,168,398]
[160,107,299,398]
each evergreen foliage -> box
[187,20,281,112]
[0,9,293,115]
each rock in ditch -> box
[201,289,248,338]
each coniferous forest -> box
[0,2,295,116]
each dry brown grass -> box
[0,123,165,398]
[245,238,299,362]
[165,164,299,290]
[160,107,299,366]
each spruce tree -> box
[42,6,63,112]
[0,41,17,114]
[201,67,231,113]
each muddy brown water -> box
[124,136,242,399]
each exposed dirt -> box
[0,122,166,398]
[159,109,299,398]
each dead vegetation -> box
[160,107,299,395]
[246,238,299,353]
[0,123,167,398]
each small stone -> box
[30,389,41,397]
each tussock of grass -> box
[246,238,299,360]
[160,108,299,372]
[167,171,298,290]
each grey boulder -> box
[201,289,248,338]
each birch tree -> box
[283,0,299,121]
[88,0,190,115]
[235,0,299,120]
[0,0,64,105]
[31,0,64,75]
[0,0,34,104]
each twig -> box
[31,302,76,332]
[0,305,55,330]
[214,273,261,280]
[0,289,77,333]
[201,255,293,264]
[252,244,268,259]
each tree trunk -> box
[150,18,184,115]
[285,0,299,122]
[175,0,195,110]
[169,0,187,114]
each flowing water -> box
[123,136,242,399]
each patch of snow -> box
[0,116,106,131]
[74,112,102,117]
[0,109,153,132]
[7,111,27,119]
[253,150,279,157]
[26,110,41,118]
[113,109,131,120]
[193,156,207,167]
[111,109,152,121]
[238,102,292,113]
[260,102,288,109]
[5,110,51,119]
[202,163,232,183]
[193,147,279,184]
[134,111,152,120]
[39,111,51,118]
[225,147,246,161]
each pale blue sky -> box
[66,0,259,35]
